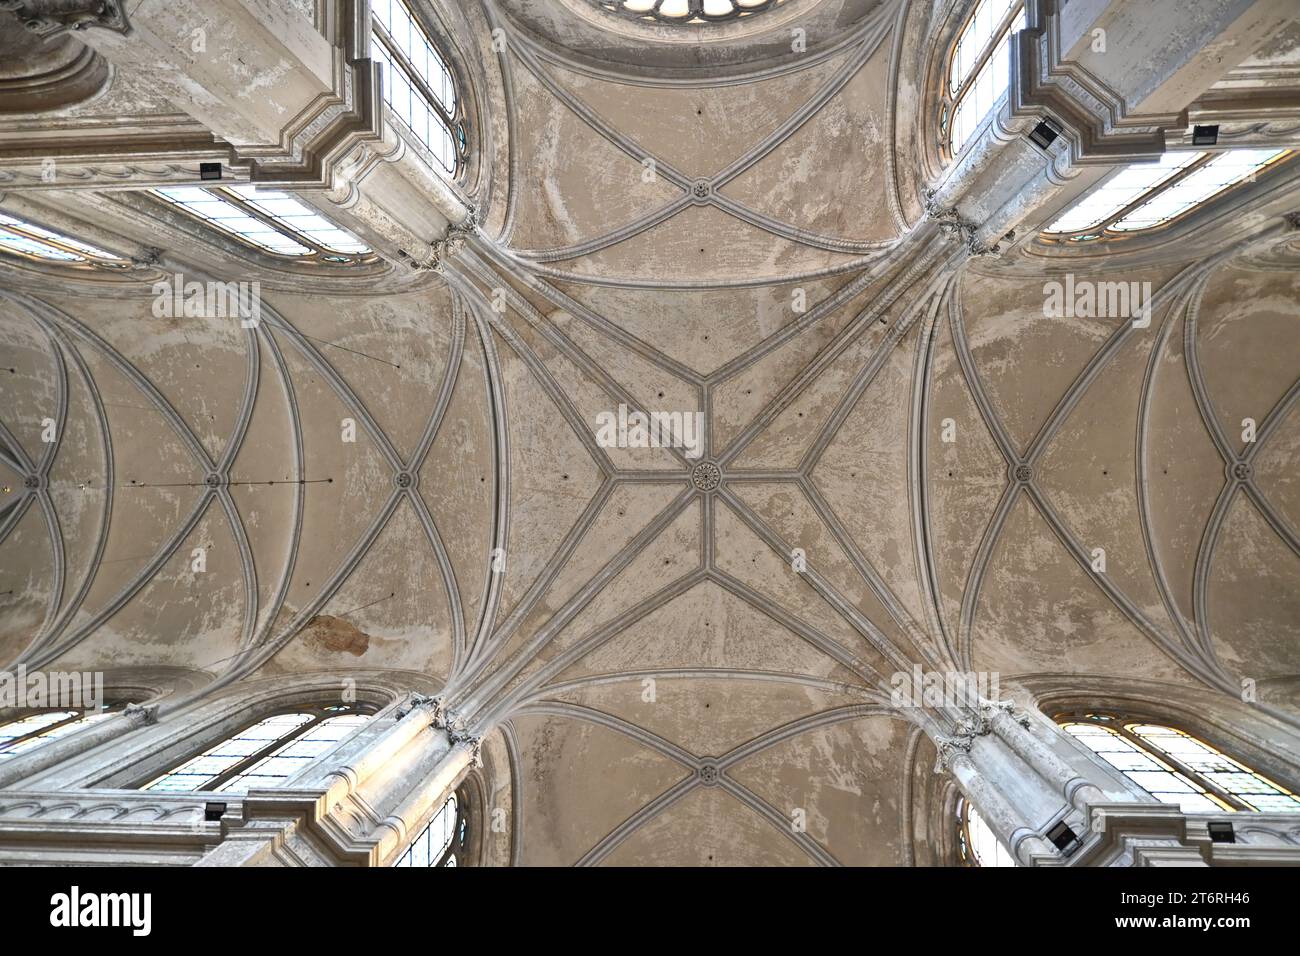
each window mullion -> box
[951,4,1022,105]
[10,229,87,261]
[1088,154,1216,236]
[373,24,458,132]
[1113,723,1249,811]
[214,188,331,258]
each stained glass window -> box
[0,706,122,759]
[394,794,458,867]
[372,0,465,175]
[956,795,1018,867]
[1043,149,1291,240]
[0,213,130,268]
[142,706,371,793]
[151,186,371,262]
[1059,714,1300,813]
[943,0,1026,157]
[591,0,787,24]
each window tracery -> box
[394,792,465,866]
[590,0,787,24]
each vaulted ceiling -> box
[1,0,1299,865]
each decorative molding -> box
[0,0,131,40]
[0,30,110,111]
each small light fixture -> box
[1192,124,1219,146]
[1046,820,1080,853]
[1190,124,1222,146]
[199,162,223,181]
[1207,821,1235,843]
[204,801,227,822]
[1029,118,1061,150]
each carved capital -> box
[924,189,1010,258]
[455,201,480,234]
[426,234,465,273]
[953,712,991,739]
[980,696,1031,729]
[395,693,447,728]
[932,733,973,773]
[449,730,483,768]
[933,702,1003,773]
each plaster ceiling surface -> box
[0,0,1299,867]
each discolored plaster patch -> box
[299,614,371,657]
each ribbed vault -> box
[0,0,1298,867]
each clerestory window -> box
[941,0,1026,158]
[151,186,372,263]
[591,0,787,24]
[371,0,466,175]
[1059,713,1300,813]
[394,792,462,867]
[0,213,130,269]
[141,705,371,794]
[956,795,1018,867]
[1042,148,1292,241]
[0,705,124,760]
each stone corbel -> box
[123,702,158,725]
[129,246,164,270]
[0,0,132,40]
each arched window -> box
[1058,713,1300,813]
[956,795,1017,867]
[591,0,787,25]
[151,186,372,263]
[1042,148,1292,241]
[371,0,466,175]
[0,212,130,269]
[394,792,464,867]
[0,705,124,759]
[941,0,1026,158]
[142,705,371,794]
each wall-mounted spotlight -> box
[1192,124,1219,146]
[1029,118,1061,150]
